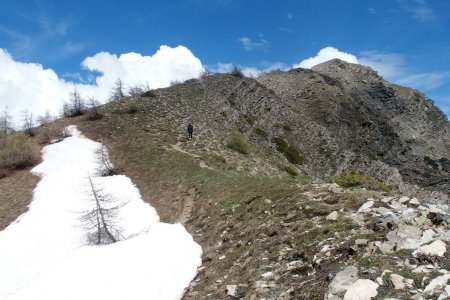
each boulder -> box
[328,266,359,296]
[413,240,447,257]
[390,273,406,290]
[343,279,379,300]
[358,200,374,213]
[424,274,450,295]
[409,197,421,206]
[326,211,339,221]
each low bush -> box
[254,128,268,137]
[124,100,139,114]
[0,133,40,173]
[227,131,250,155]
[283,166,298,176]
[212,154,226,164]
[334,172,392,192]
[272,137,305,164]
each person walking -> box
[187,123,193,139]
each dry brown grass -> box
[0,169,39,230]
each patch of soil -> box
[0,169,39,230]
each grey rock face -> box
[257,59,450,200]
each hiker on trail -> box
[187,123,193,139]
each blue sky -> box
[1,0,449,122]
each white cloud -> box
[293,47,358,69]
[358,51,406,79]
[238,36,269,51]
[0,45,204,126]
[214,62,287,78]
[396,72,450,91]
[293,46,450,93]
[403,0,436,23]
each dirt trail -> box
[178,186,197,224]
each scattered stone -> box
[261,272,273,278]
[395,224,423,250]
[381,196,396,203]
[373,207,392,215]
[409,197,421,206]
[226,285,237,297]
[420,229,436,245]
[328,183,344,193]
[343,279,378,300]
[437,285,450,300]
[428,212,448,226]
[390,201,407,211]
[399,196,410,203]
[390,273,406,290]
[327,266,359,296]
[413,240,447,257]
[376,241,396,254]
[402,208,419,222]
[358,200,375,213]
[423,274,450,295]
[355,239,369,246]
[326,211,339,221]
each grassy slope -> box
[1,80,418,299]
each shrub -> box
[141,90,156,98]
[334,172,392,192]
[282,124,292,132]
[254,128,268,137]
[283,166,298,176]
[423,156,438,169]
[212,154,226,164]
[227,131,250,155]
[0,133,40,172]
[245,115,255,125]
[124,100,139,114]
[272,137,305,164]
[230,66,244,77]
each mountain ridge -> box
[1,59,450,299]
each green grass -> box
[272,137,306,164]
[334,172,392,192]
[283,165,298,176]
[253,127,268,137]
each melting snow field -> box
[0,126,202,300]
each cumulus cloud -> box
[293,47,404,82]
[0,45,204,126]
[293,47,358,69]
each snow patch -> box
[0,125,202,300]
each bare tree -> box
[86,97,103,120]
[109,79,125,102]
[96,143,115,176]
[37,111,54,126]
[230,65,244,77]
[21,109,35,136]
[128,84,145,97]
[80,177,125,245]
[63,89,85,117]
[0,107,14,149]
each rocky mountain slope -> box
[258,59,450,201]
[1,60,449,299]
